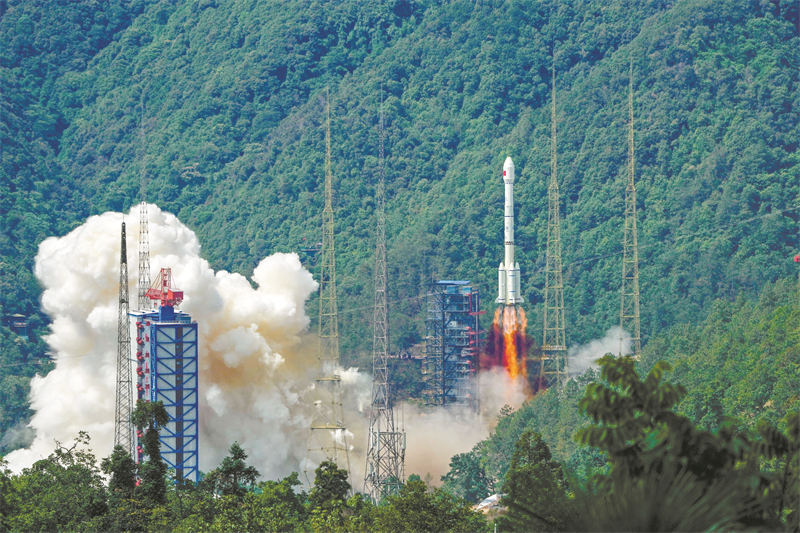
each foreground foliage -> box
[571,355,798,531]
[0,352,797,532]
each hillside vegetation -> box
[444,277,799,499]
[0,0,798,448]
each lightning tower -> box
[114,222,134,456]
[364,89,405,502]
[620,60,642,357]
[305,90,351,486]
[138,202,150,310]
[540,68,568,389]
[137,89,151,311]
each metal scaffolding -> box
[423,281,481,409]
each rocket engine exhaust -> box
[483,157,529,384]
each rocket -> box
[496,157,523,305]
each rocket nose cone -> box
[503,157,515,183]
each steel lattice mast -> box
[137,89,150,311]
[138,202,150,310]
[364,89,405,502]
[620,60,642,358]
[305,89,351,486]
[540,67,568,389]
[114,222,134,456]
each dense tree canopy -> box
[204,441,261,499]
[496,430,570,532]
[132,399,170,507]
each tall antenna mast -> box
[364,87,405,502]
[137,87,151,310]
[114,222,134,456]
[305,88,351,486]
[540,64,568,389]
[620,59,642,357]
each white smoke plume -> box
[477,366,528,414]
[0,420,35,451]
[5,204,524,488]
[4,205,336,480]
[568,326,630,377]
[398,367,528,484]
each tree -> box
[441,449,494,504]
[0,458,14,531]
[100,444,152,532]
[244,472,308,532]
[5,432,109,531]
[305,461,352,531]
[101,444,137,502]
[131,399,170,507]
[576,355,688,480]
[496,431,571,532]
[373,478,489,533]
[755,411,800,529]
[205,441,260,499]
[573,355,797,531]
[308,460,350,511]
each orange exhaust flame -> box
[490,306,527,379]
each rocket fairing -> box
[496,157,523,305]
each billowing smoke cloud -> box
[399,368,528,483]
[568,326,630,377]
[5,204,523,488]
[5,205,326,480]
[0,420,35,452]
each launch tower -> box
[423,281,481,408]
[132,268,199,482]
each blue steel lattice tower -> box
[133,268,199,482]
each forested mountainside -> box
[443,277,799,501]
[0,0,798,451]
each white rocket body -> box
[496,157,523,305]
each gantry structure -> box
[620,60,642,358]
[364,89,405,502]
[423,281,481,407]
[305,90,351,486]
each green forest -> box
[0,0,798,530]
[0,341,797,531]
